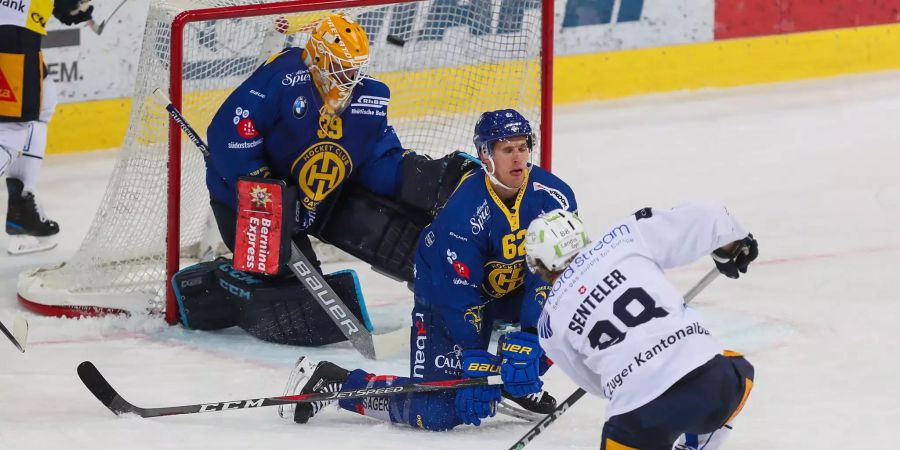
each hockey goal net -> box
[17,0,554,324]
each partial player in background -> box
[278,109,578,430]
[173,13,472,347]
[0,0,93,254]
[523,204,758,449]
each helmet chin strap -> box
[483,153,518,191]
[478,144,534,192]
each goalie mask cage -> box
[17,0,555,324]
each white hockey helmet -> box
[524,209,590,273]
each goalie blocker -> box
[174,154,473,345]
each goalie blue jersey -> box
[205,47,405,228]
[414,165,578,350]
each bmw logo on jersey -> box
[293,96,308,119]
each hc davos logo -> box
[292,96,308,119]
[291,142,353,210]
[484,260,525,298]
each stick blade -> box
[12,317,27,353]
[77,361,130,416]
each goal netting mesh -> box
[17,0,550,321]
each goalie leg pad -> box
[172,258,241,330]
[173,259,372,346]
[235,269,373,346]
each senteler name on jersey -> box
[568,269,627,334]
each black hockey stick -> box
[152,88,387,360]
[84,0,129,35]
[508,267,720,450]
[0,316,28,353]
[77,361,500,418]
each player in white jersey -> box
[1,0,93,254]
[523,203,758,450]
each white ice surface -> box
[2,71,900,449]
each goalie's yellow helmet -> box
[303,13,370,116]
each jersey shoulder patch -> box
[532,181,570,210]
[529,166,573,210]
[633,207,653,221]
[348,78,390,116]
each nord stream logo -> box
[563,0,644,28]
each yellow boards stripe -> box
[46,23,900,154]
[48,98,132,153]
[555,23,900,104]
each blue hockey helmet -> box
[472,109,535,155]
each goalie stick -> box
[152,88,405,360]
[0,316,28,353]
[507,267,721,450]
[77,361,500,418]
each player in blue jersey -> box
[204,12,401,257]
[173,13,475,347]
[279,109,578,430]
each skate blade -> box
[278,356,316,419]
[8,235,58,255]
[497,399,545,422]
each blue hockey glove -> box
[455,349,502,426]
[499,332,544,397]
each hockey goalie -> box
[171,13,473,346]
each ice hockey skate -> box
[6,178,59,255]
[498,389,558,422]
[278,356,350,424]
